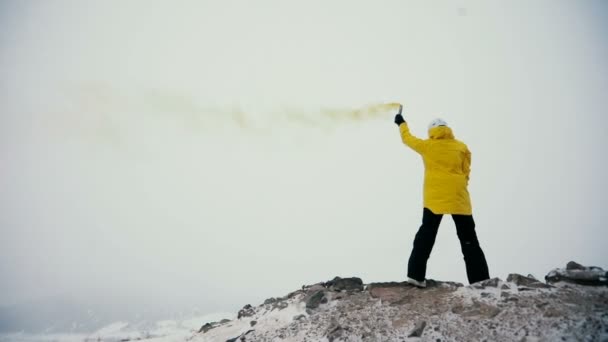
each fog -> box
[1,0,607,332]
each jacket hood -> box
[428,126,455,140]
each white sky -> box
[1,0,607,317]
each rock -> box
[367,282,412,304]
[304,283,325,292]
[238,304,256,319]
[566,261,586,271]
[408,320,427,337]
[306,290,326,309]
[437,280,465,288]
[272,301,289,310]
[367,280,462,292]
[507,274,553,288]
[325,277,364,292]
[325,320,346,342]
[546,263,608,286]
[366,281,406,291]
[199,320,230,334]
[198,323,215,333]
[197,269,608,341]
[455,300,501,319]
[472,277,501,289]
[264,297,278,305]
[226,329,254,342]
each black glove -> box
[394,105,405,126]
[394,114,405,126]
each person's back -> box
[393,106,489,287]
[399,117,473,216]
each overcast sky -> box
[1,0,607,320]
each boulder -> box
[546,262,608,286]
[238,304,256,319]
[305,290,327,309]
[507,274,553,289]
[324,277,364,292]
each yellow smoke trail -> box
[318,102,401,122]
[54,83,403,144]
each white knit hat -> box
[428,118,448,130]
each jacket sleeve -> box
[463,148,471,181]
[399,122,427,154]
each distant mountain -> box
[0,294,223,335]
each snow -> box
[193,301,307,342]
[0,312,234,342]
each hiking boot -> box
[407,277,427,288]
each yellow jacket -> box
[399,123,472,215]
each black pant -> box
[407,208,490,284]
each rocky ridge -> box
[193,262,608,342]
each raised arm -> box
[394,105,427,154]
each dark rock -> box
[293,314,306,321]
[325,277,364,292]
[566,261,586,271]
[306,290,326,309]
[226,329,254,342]
[409,320,427,337]
[507,274,553,288]
[198,323,215,333]
[238,304,256,319]
[199,319,231,333]
[546,264,608,286]
[250,320,257,327]
[264,297,278,305]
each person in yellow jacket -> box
[394,105,489,287]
